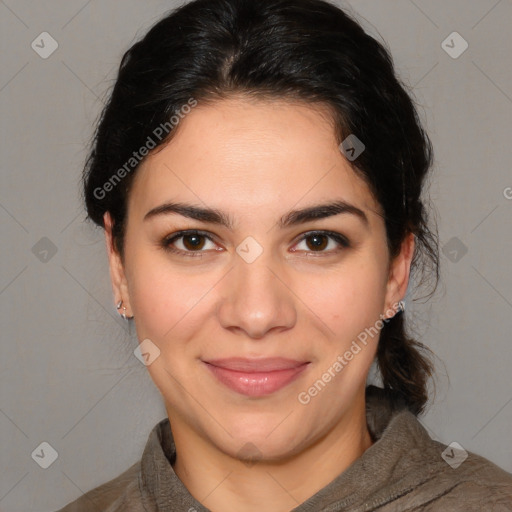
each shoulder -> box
[365,388,512,510]
[54,460,143,512]
[393,410,512,509]
[419,438,512,509]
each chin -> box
[208,414,311,463]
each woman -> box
[58,0,512,510]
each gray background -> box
[1,0,511,510]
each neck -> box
[168,395,373,512]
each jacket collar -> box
[139,386,432,511]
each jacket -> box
[56,385,512,511]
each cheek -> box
[126,250,182,331]
[126,251,219,340]
[298,259,386,338]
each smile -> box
[202,358,310,397]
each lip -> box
[203,358,310,397]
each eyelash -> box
[160,230,350,257]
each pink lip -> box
[203,358,309,397]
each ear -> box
[104,212,132,316]
[383,232,415,318]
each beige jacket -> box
[56,386,512,511]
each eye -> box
[161,230,220,257]
[161,229,350,258]
[291,231,350,254]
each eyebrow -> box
[143,200,369,229]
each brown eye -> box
[181,234,207,251]
[161,230,218,256]
[305,234,329,251]
[292,231,350,254]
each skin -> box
[104,96,415,512]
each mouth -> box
[202,357,310,397]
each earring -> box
[116,300,134,320]
[383,300,405,322]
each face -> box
[105,96,413,461]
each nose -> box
[216,252,297,339]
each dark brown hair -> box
[83,0,439,414]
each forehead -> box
[128,97,383,221]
